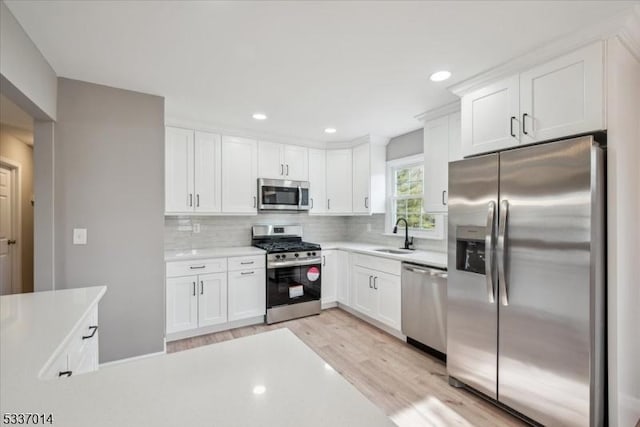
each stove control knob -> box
[307,252,311,256]
[275,255,281,259]
[281,254,286,258]
[312,252,316,256]
[294,253,299,258]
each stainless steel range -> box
[252,225,322,324]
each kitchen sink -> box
[373,248,414,255]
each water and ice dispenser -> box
[455,226,486,275]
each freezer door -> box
[497,136,604,426]
[447,154,499,399]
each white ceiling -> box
[5,1,638,143]
[0,93,34,145]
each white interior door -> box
[0,167,13,296]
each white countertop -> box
[165,246,265,262]
[1,290,394,427]
[320,241,447,269]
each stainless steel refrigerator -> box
[447,135,605,426]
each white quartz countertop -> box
[165,246,265,262]
[320,241,447,269]
[1,289,394,427]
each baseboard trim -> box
[100,350,166,368]
[166,315,265,342]
[337,303,406,341]
[321,300,338,310]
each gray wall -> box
[55,78,165,362]
[0,1,57,120]
[386,128,423,161]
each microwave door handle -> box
[485,201,496,303]
[497,200,509,306]
[298,186,302,209]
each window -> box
[386,155,443,239]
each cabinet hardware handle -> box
[310,198,314,209]
[286,164,289,176]
[192,281,196,296]
[241,271,255,275]
[189,193,193,207]
[442,190,447,206]
[510,116,516,138]
[281,164,284,175]
[190,265,206,269]
[373,276,378,290]
[365,196,368,209]
[327,199,331,210]
[369,276,373,288]
[82,325,98,340]
[322,256,326,266]
[240,261,254,265]
[522,113,529,135]
[58,371,72,377]
[196,194,200,207]
[200,280,204,295]
[253,196,257,208]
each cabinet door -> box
[326,149,353,214]
[461,75,520,156]
[337,251,351,306]
[352,266,374,316]
[283,145,309,181]
[194,131,222,213]
[448,111,462,162]
[352,144,371,214]
[321,250,337,306]
[520,42,604,144]
[165,127,194,213]
[258,140,283,179]
[373,272,401,331]
[308,148,327,214]
[221,136,258,213]
[166,276,198,334]
[228,269,266,321]
[423,115,450,213]
[198,272,227,327]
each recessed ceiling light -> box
[252,113,267,120]
[324,128,337,134]
[252,385,266,395]
[429,71,452,82]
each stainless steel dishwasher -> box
[401,262,447,358]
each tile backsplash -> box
[165,213,447,253]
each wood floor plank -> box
[167,308,526,427]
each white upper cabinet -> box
[165,127,221,214]
[352,143,370,214]
[308,148,327,214]
[460,41,605,157]
[165,127,195,213]
[221,136,258,214]
[325,149,353,214]
[258,141,308,181]
[461,75,520,157]
[423,111,461,213]
[194,131,222,213]
[519,42,604,144]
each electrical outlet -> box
[193,223,201,233]
[73,228,87,245]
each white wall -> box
[606,35,640,427]
[0,1,57,120]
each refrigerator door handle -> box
[485,201,496,303]
[497,199,509,306]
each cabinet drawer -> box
[166,258,227,277]
[227,255,265,271]
[353,254,401,276]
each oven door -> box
[266,263,321,308]
[258,178,310,211]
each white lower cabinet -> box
[350,256,401,331]
[198,273,228,328]
[228,268,266,321]
[41,306,99,379]
[166,276,199,334]
[321,250,337,306]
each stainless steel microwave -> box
[258,178,310,211]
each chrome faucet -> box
[393,217,414,250]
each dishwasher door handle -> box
[402,266,447,278]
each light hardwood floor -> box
[168,308,526,427]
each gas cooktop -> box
[254,240,321,254]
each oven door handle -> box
[268,258,322,268]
